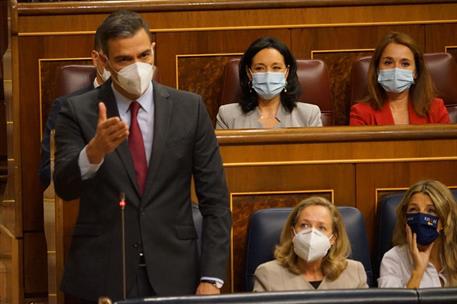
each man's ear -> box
[90,50,99,67]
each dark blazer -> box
[54,80,231,301]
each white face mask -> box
[292,228,332,262]
[111,62,154,98]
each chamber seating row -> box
[192,188,457,290]
[54,52,457,126]
[219,53,457,124]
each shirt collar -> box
[93,77,102,88]
[111,81,154,115]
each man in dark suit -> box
[54,10,231,302]
[39,29,110,190]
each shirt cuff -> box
[78,146,104,180]
[200,276,224,286]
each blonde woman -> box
[378,180,457,288]
[253,197,368,291]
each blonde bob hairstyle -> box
[274,196,351,281]
[393,180,457,287]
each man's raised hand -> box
[86,102,129,164]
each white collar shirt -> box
[378,245,447,288]
[112,82,154,165]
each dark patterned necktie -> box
[128,101,148,195]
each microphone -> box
[119,192,127,300]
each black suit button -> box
[133,242,139,248]
[140,208,145,215]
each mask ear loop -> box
[101,54,113,71]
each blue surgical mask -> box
[378,68,415,93]
[406,212,440,246]
[251,72,286,100]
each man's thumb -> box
[98,102,107,123]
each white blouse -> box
[378,245,447,288]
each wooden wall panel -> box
[177,54,240,125]
[424,23,457,53]
[448,47,457,61]
[312,50,373,125]
[0,226,21,304]
[155,29,290,88]
[23,232,47,293]
[15,2,457,34]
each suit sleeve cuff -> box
[78,146,104,180]
[200,276,224,288]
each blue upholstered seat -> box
[244,206,373,291]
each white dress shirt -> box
[79,82,154,179]
[378,245,447,288]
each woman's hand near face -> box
[406,224,434,288]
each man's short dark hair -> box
[98,10,152,56]
[94,26,102,52]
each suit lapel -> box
[142,82,172,204]
[98,81,141,199]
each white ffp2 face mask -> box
[112,62,154,98]
[292,228,332,262]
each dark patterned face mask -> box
[406,212,439,246]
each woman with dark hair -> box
[216,36,322,129]
[350,32,449,125]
